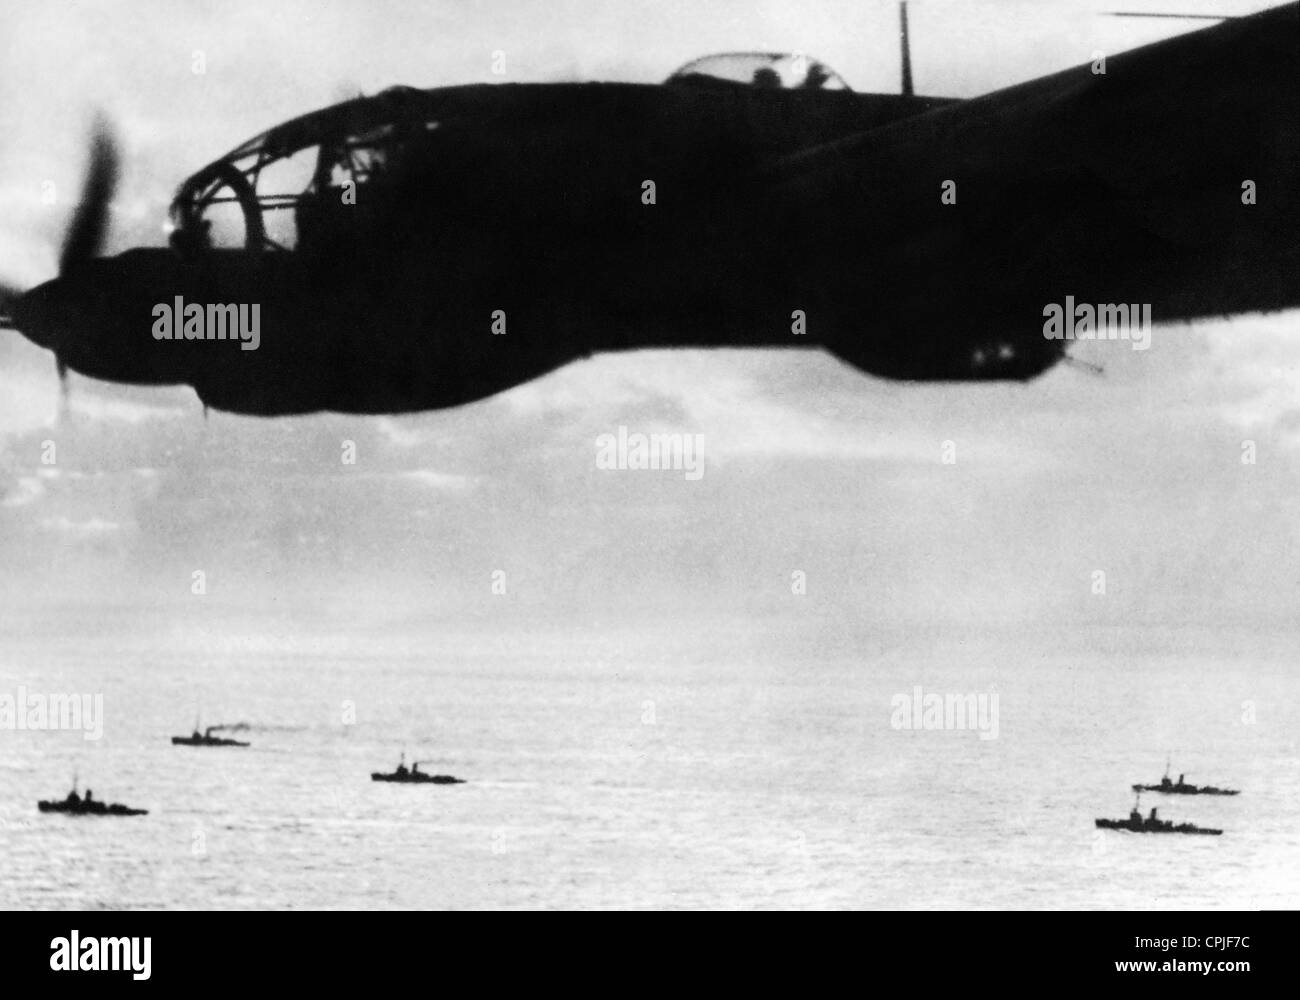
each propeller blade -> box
[58,115,119,276]
[56,353,71,420]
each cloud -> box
[1198,313,1300,438]
[2,475,48,508]
[396,469,476,491]
[0,357,188,442]
[500,349,1044,468]
[39,515,121,536]
[67,388,188,425]
[372,416,458,450]
[0,364,61,438]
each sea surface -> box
[2,616,1298,909]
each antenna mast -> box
[899,2,914,96]
[1103,11,1239,19]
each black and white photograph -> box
[0,0,1297,958]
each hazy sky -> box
[0,0,1294,642]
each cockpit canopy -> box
[169,85,441,254]
[667,53,851,91]
[170,57,854,255]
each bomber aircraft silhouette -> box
[1,3,1297,415]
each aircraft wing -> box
[763,2,1300,367]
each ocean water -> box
[2,617,1298,910]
